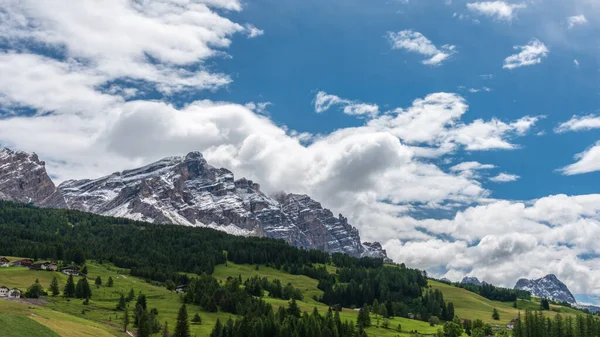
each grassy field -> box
[429,280,580,326]
[0,312,61,337]
[0,261,588,337]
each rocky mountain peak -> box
[514,274,576,304]
[0,147,66,208]
[48,151,390,260]
[461,276,483,286]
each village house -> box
[8,288,21,299]
[29,262,58,271]
[11,259,33,267]
[175,285,188,293]
[61,266,79,276]
[0,286,8,297]
[0,257,9,267]
[29,263,44,271]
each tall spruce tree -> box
[173,304,190,337]
[49,276,60,296]
[357,304,371,328]
[64,275,75,298]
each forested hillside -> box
[0,201,451,336]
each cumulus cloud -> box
[559,142,600,176]
[490,173,520,182]
[556,114,600,133]
[381,195,600,293]
[503,39,549,69]
[386,30,456,65]
[0,0,247,93]
[466,1,527,21]
[567,15,588,29]
[314,91,379,116]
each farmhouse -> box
[11,259,33,267]
[61,266,80,276]
[0,286,8,297]
[8,288,21,299]
[175,285,188,293]
[0,257,9,267]
[29,262,58,271]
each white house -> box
[0,286,8,297]
[8,288,21,299]
[0,257,9,267]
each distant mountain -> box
[0,148,66,208]
[461,276,484,286]
[514,274,576,304]
[0,148,388,260]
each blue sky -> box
[1,0,600,300]
[213,0,599,201]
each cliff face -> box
[56,151,388,260]
[0,148,66,208]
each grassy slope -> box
[0,261,585,337]
[0,312,61,337]
[429,280,579,325]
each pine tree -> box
[357,304,371,328]
[210,319,223,337]
[123,306,129,333]
[372,299,380,318]
[81,265,88,275]
[173,304,190,337]
[107,276,114,287]
[75,277,92,299]
[287,298,301,318]
[64,275,75,298]
[492,308,500,320]
[192,313,202,324]
[50,276,60,296]
[162,321,169,337]
[95,276,102,288]
[137,310,151,337]
[127,288,135,301]
[116,294,126,311]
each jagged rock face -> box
[59,152,389,260]
[514,274,576,304]
[461,276,483,286]
[0,148,66,208]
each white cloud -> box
[244,24,264,38]
[0,0,247,93]
[490,172,520,182]
[386,30,457,65]
[466,87,492,93]
[314,91,379,116]
[466,1,527,21]
[381,194,600,294]
[450,161,496,172]
[556,114,600,133]
[567,15,588,29]
[503,39,549,69]
[574,59,580,68]
[559,142,600,175]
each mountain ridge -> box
[0,148,389,260]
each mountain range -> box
[0,147,389,260]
